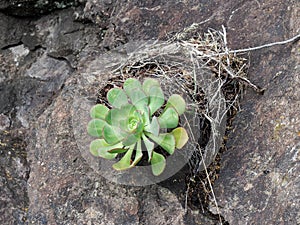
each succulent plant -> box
[87,78,189,176]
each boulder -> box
[0,0,299,224]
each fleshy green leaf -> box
[136,119,145,134]
[122,133,140,146]
[112,147,134,170]
[165,94,186,115]
[106,104,136,126]
[108,148,128,154]
[142,133,155,161]
[90,104,109,119]
[115,111,144,135]
[105,108,123,126]
[131,140,143,166]
[151,152,166,176]
[148,86,164,115]
[157,133,175,154]
[125,87,148,109]
[107,88,128,108]
[87,119,106,137]
[147,133,175,154]
[140,104,150,126]
[103,124,126,145]
[158,107,179,128]
[123,78,142,90]
[127,110,144,133]
[105,105,144,135]
[142,78,160,94]
[144,116,159,136]
[171,127,189,149]
[123,78,149,109]
[90,139,120,159]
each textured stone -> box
[0,12,29,49]
[0,114,10,131]
[0,0,299,224]
[211,1,300,224]
[0,0,80,16]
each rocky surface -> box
[0,0,80,17]
[211,1,300,224]
[0,0,299,224]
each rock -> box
[0,113,10,130]
[0,0,80,17]
[211,1,300,224]
[0,0,299,224]
[0,12,29,49]
[8,44,30,66]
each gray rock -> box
[0,12,29,49]
[0,113,10,130]
[0,0,80,17]
[0,0,299,224]
[8,44,30,67]
[211,1,300,224]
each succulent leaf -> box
[107,88,128,108]
[165,94,186,115]
[90,104,109,119]
[108,148,128,154]
[123,78,142,90]
[158,107,179,128]
[112,147,134,170]
[122,133,140,146]
[125,87,148,109]
[144,116,159,136]
[142,78,160,94]
[171,127,189,149]
[127,110,144,131]
[136,120,145,134]
[103,124,126,145]
[148,86,165,115]
[90,139,120,159]
[142,133,155,161]
[87,119,106,137]
[139,104,150,126]
[105,104,136,126]
[147,133,175,155]
[151,152,166,176]
[105,108,123,125]
[131,140,143,166]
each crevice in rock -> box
[1,41,23,50]
[47,54,77,71]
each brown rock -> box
[211,1,300,224]
[0,0,299,224]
